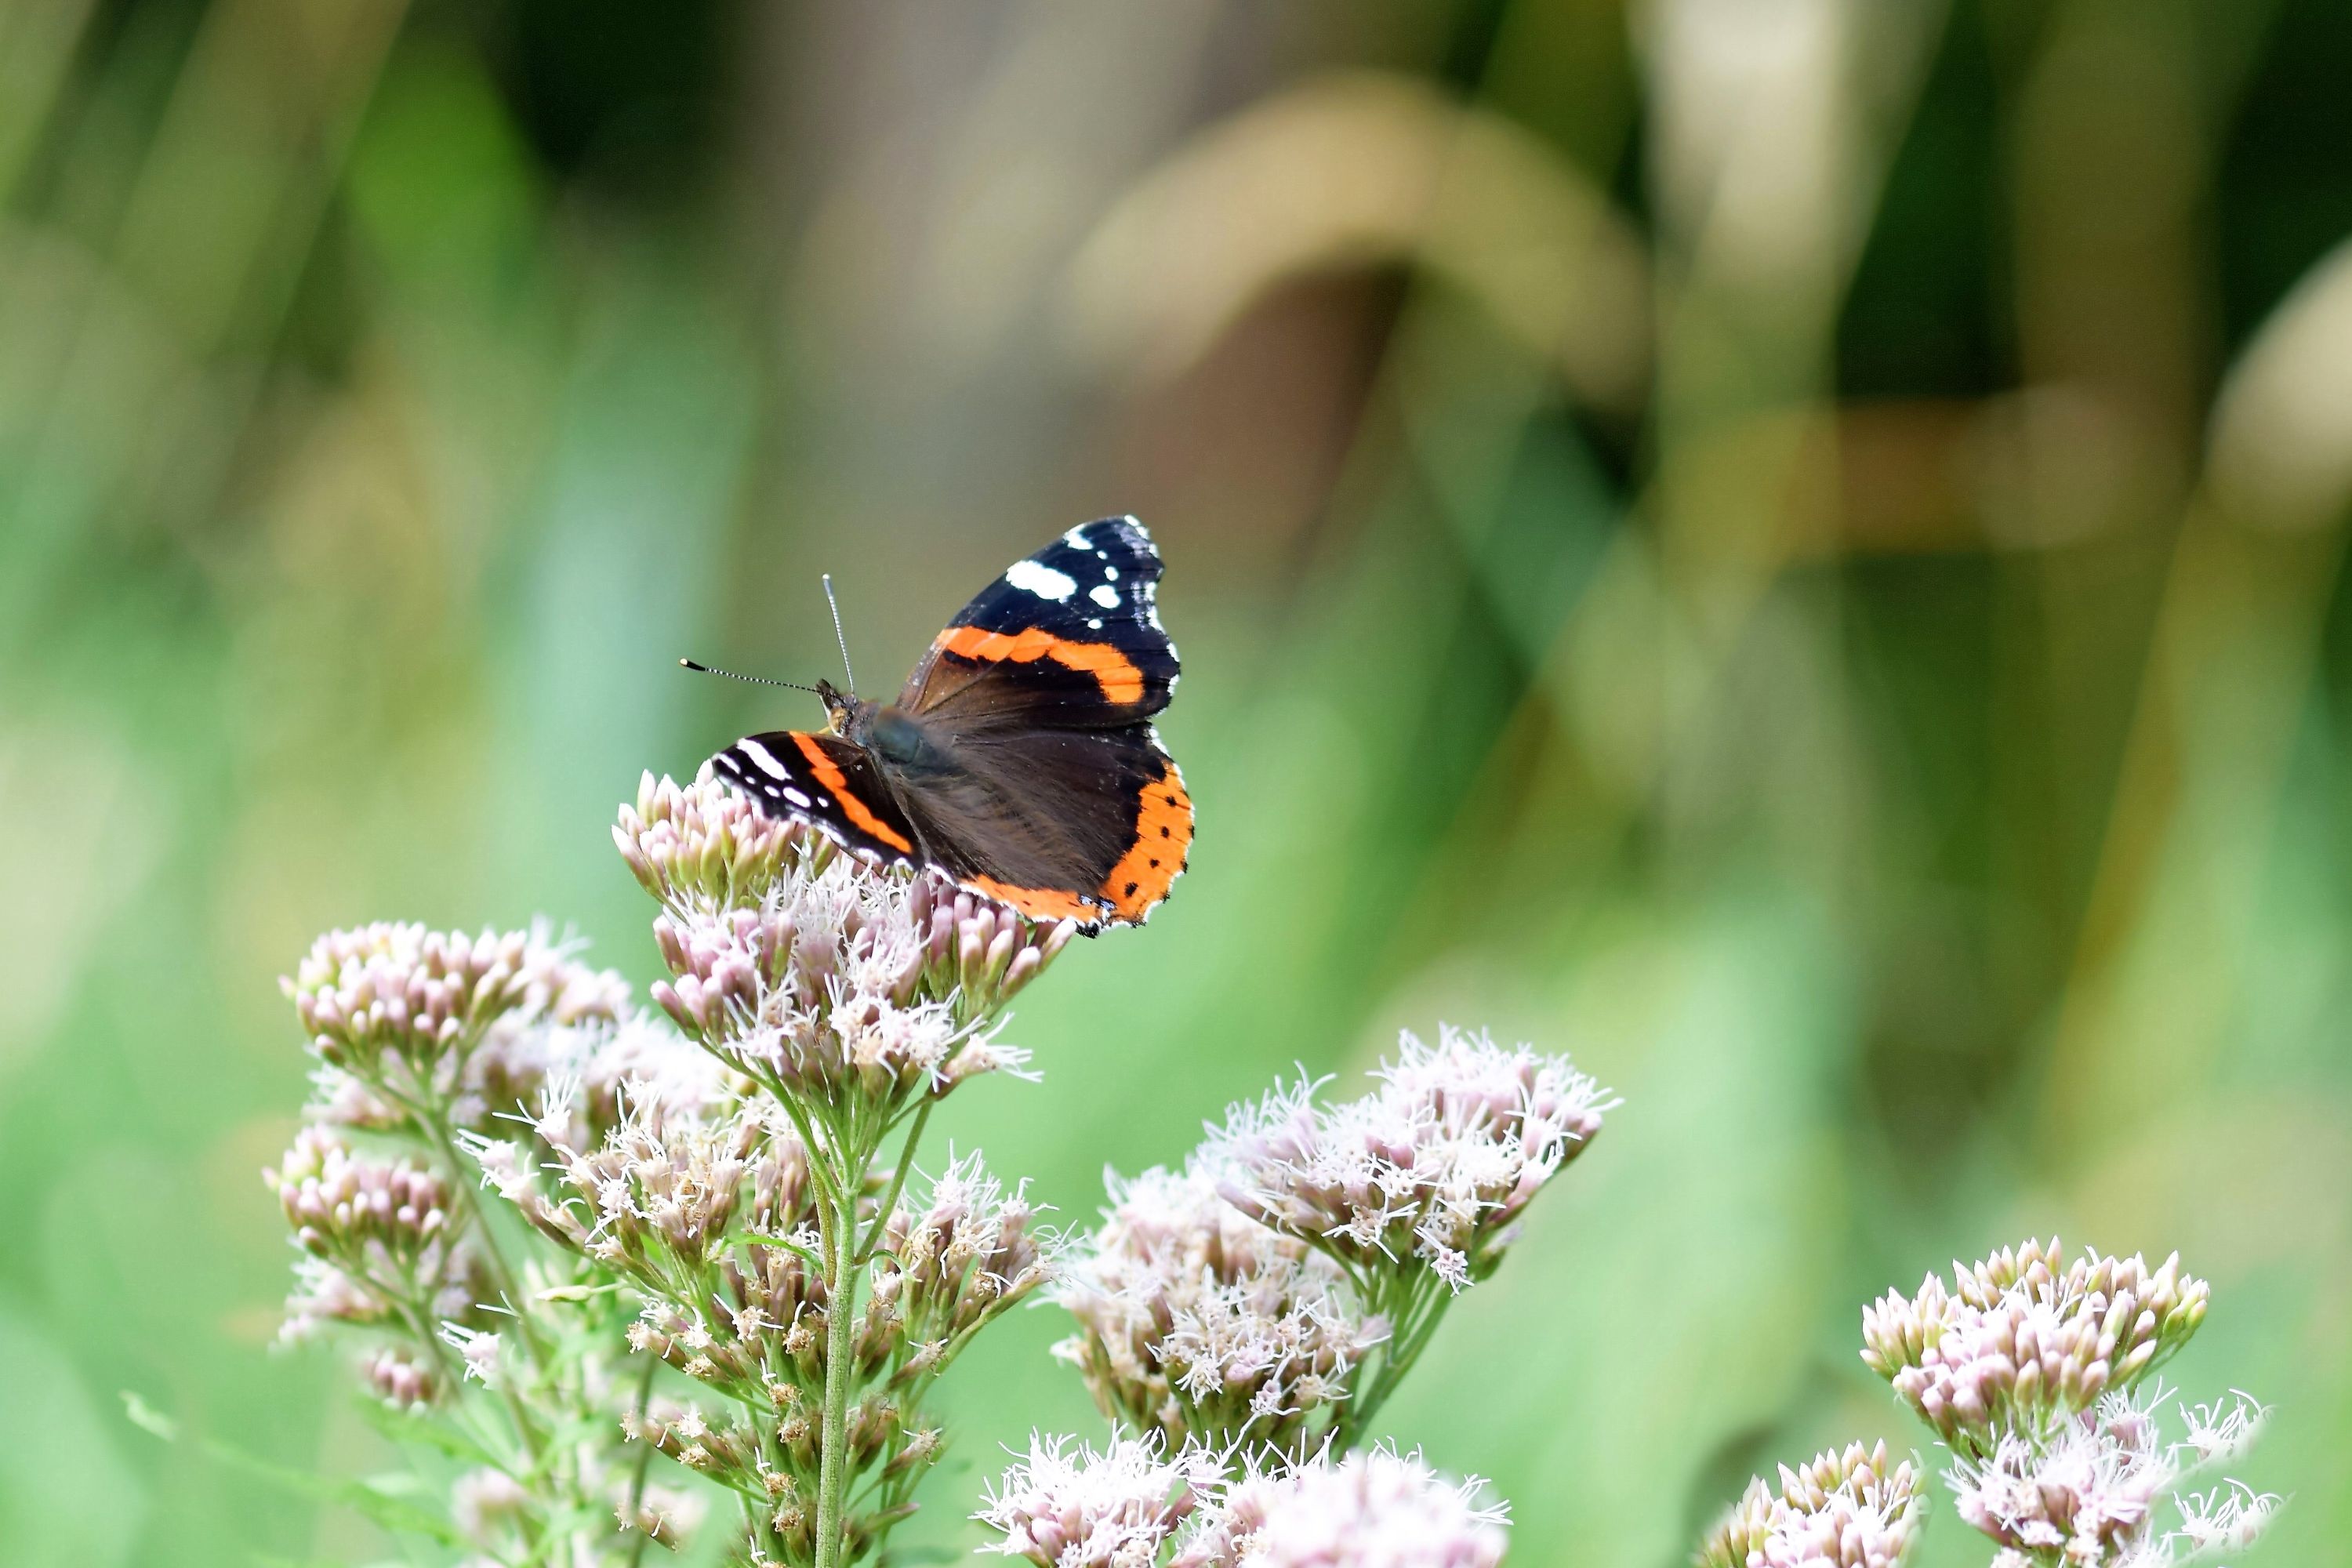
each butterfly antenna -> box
[822,572,858,696]
[678,658,822,695]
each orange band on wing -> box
[1101,763,1193,921]
[936,625,1145,706]
[789,732,914,853]
[965,877,1105,924]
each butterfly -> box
[704,517,1192,932]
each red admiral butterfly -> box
[701,517,1192,932]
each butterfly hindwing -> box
[712,731,922,867]
[888,722,1193,927]
[900,517,1178,728]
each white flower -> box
[451,1467,530,1544]
[1699,1441,1923,1568]
[1936,1383,2280,1567]
[630,770,1067,1109]
[1056,1162,1377,1453]
[441,1324,505,1388]
[1178,1444,1509,1568]
[2176,1392,2267,1472]
[974,1431,1221,1568]
[1205,1026,1613,1291]
[1860,1239,2209,1453]
[2170,1481,2281,1560]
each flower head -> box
[358,1345,440,1410]
[519,1087,781,1273]
[282,921,624,1092]
[630,772,1069,1109]
[267,1124,452,1262]
[1861,1240,2209,1456]
[1950,1392,2166,1564]
[975,1431,1221,1568]
[441,1323,505,1388]
[264,1125,486,1343]
[1206,1027,1613,1290]
[1699,1441,1924,1568]
[1055,1161,1377,1454]
[1176,1444,1510,1568]
[617,768,799,915]
[875,1148,1058,1350]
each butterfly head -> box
[813,678,862,737]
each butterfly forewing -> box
[712,731,923,866]
[901,517,1178,728]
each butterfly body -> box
[709,517,1192,931]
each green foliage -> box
[4,1,2349,1564]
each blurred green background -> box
[5,0,2351,1563]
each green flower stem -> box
[361,1069,557,1461]
[622,1352,661,1568]
[1334,1274,1456,1449]
[813,1166,862,1568]
[856,1100,932,1266]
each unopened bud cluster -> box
[1054,1162,1377,1456]
[1207,1026,1613,1291]
[284,920,625,1095]
[266,1124,486,1348]
[1697,1442,1924,1568]
[1860,1239,2209,1457]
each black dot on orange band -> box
[1123,881,1138,895]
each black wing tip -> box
[1069,514,1157,557]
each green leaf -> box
[737,1232,827,1271]
[352,1396,495,1465]
[120,1389,180,1442]
[116,1390,464,1547]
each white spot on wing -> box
[1104,565,1120,580]
[738,739,789,779]
[1089,583,1120,608]
[783,786,812,808]
[1007,559,1079,601]
[1088,618,1104,629]
[1063,524,1094,549]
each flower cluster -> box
[1207,1026,1613,1292]
[975,1437,1510,1568]
[869,1149,1056,1359]
[1950,1387,2277,1568]
[1697,1442,1925,1568]
[1054,1161,1377,1456]
[483,1069,1056,1563]
[628,771,1068,1116]
[1857,1240,2275,1568]
[1178,1445,1510,1568]
[975,1431,1223,1568]
[269,920,702,1563]
[267,1124,494,1349]
[1861,1239,2209,1457]
[617,767,800,915]
[284,920,626,1098]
